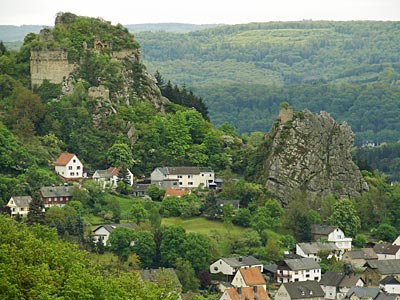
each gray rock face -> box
[263,108,368,205]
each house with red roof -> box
[220,286,270,300]
[54,153,84,179]
[231,267,266,290]
[163,188,190,199]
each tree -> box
[175,258,200,292]
[160,226,186,267]
[329,199,361,237]
[373,223,398,242]
[182,233,212,272]
[108,226,136,261]
[106,143,133,168]
[130,231,156,268]
[146,184,165,201]
[27,192,45,225]
[131,202,149,225]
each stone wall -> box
[30,49,75,87]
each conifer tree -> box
[27,192,45,225]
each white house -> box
[92,224,136,246]
[320,272,365,300]
[373,243,400,260]
[296,242,341,262]
[231,267,266,290]
[7,196,32,217]
[275,280,325,300]
[151,166,214,189]
[393,236,400,246]
[92,166,133,189]
[380,276,400,294]
[276,258,321,283]
[311,225,352,253]
[210,256,263,277]
[54,153,84,179]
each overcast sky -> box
[1,0,399,25]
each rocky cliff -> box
[30,12,167,112]
[262,107,369,205]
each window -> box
[179,182,182,185]
[188,175,193,178]
[73,159,76,163]
[306,274,310,278]
[188,182,193,186]
[77,166,81,170]
[70,172,75,176]
[68,166,73,170]
[178,175,182,178]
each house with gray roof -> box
[345,286,380,300]
[363,259,400,286]
[275,280,325,300]
[276,258,321,283]
[39,185,73,208]
[373,243,400,260]
[7,196,32,217]
[92,224,136,246]
[380,276,400,294]
[210,256,263,280]
[320,272,365,300]
[311,224,352,253]
[151,166,214,189]
[342,248,378,269]
[375,293,400,300]
[296,242,340,261]
[92,166,133,189]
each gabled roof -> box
[157,166,201,175]
[344,248,378,260]
[283,281,325,299]
[92,223,135,234]
[54,153,76,166]
[225,286,269,300]
[346,286,380,299]
[319,272,345,287]
[107,167,120,176]
[320,272,365,288]
[339,274,365,288]
[380,276,400,285]
[238,267,265,286]
[284,258,320,271]
[93,169,113,179]
[9,196,32,207]
[221,256,262,268]
[365,260,400,274]
[40,186,72,198]
[311,224,338,235]
[297,242,339,254]
[374,243,400,255]
[163,188,190,198]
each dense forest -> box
[1,15,400,299]
[134,21,400,144]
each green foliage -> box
[131,202,149,225]
[108,226,136,261]
[0,215,180,299]
[329,199,361,237]
[137,21,400,143]
[373,223,398,242]
[106,143,133,168]
[175,258,200,292]
[146,184,165,201]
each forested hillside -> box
[134,21,400,144]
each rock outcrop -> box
[262,107,368,205]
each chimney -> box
[239,256,243,262]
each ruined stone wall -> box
[30,49,75,87]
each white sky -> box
[1,0,399,25]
